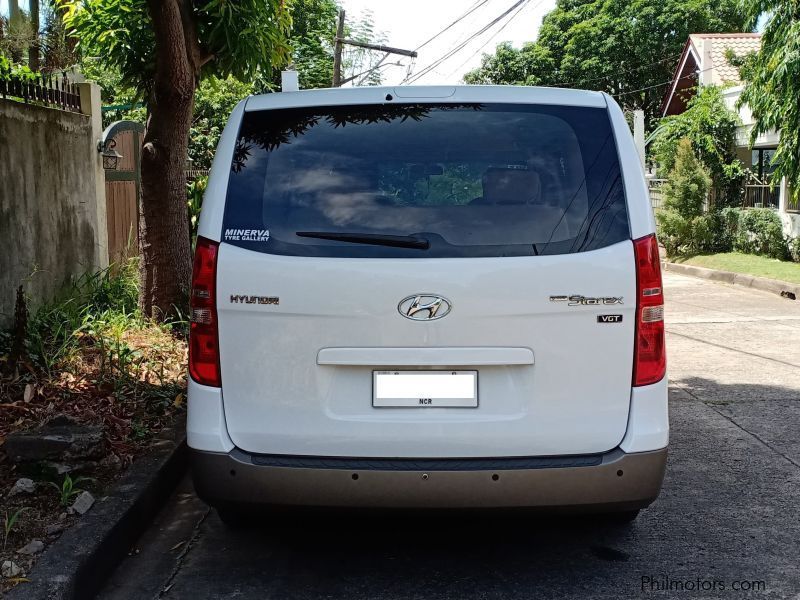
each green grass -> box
[674,252,800,284]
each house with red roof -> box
[660,33,798,236]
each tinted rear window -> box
[222,103,629,258]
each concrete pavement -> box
[97,272,800,600]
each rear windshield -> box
[222,102,629,258]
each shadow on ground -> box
[100,378,800,600]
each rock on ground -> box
[8,478,36,496]
[70,490,95,515]
[3,415,104,464]
[16,539,44,555]
[1,560,22,578]
[45,522,67,536]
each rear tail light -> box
[633,234,666,386]
[189,237,221,387]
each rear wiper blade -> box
[295,231,430,250]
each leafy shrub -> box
[690,215,715,253]
[650,85,744,207]
[656,209,691,257]
[734,208,788,259]
[789,236,800,263]
[187,175,208,245]
[717,207,740,251]
[661,139,710,219]
[655,139,712,257]
[25,258,141,375]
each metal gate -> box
[101,120,143,264]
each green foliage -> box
[662,139,711,218]
[650,86,745,205]
[735,0,800,205]
[78,58,145,127]
[656,139,712,256]
[0,51,38,82]
[187,175,209,243]
[189,77,253,169]
[59,0,292,96]
[283,0,338,90]
[717,206,741,251]
[789,237,800,263]
[0,53,11,81]
[48,474,93,507]
[464,0,748,125]
[656,209,693,257]
[341,9,387,87]
[3,508,29,551]
[25,259,141,376]
[734,208,788,259]
[690,214,715,253]
[0,10,37,61]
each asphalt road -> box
[98,273,800,600]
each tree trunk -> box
[28,0,40,72]
[139,0,203,320]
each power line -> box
[413,0,492,52]
[404,0,530,84]
[612,64,714,98]
[446,0,542,80]
[555,53,684,89]
[404,0,528,83]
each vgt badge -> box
[398,295,452,321]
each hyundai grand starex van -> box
[187,85,668,523]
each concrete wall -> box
[0,86,107,327]
[781,211,800,239]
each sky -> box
[339,0,556,85]
[2,0,552,86]
[1,0,554,84]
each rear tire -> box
[602,509,640,524]
[216,506,252,530]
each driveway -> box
[98,272,800,600]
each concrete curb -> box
[663,261,800,300]
[8,422,188,600]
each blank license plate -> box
[373,370,478,408]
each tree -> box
[650,85,744,206]
[60,0,291,319]
[189,76,255,170]
[656,138,713,256]
[464,0,748,127]
[282,0,338,90]
[265,4,387,90]
[735,0,800,204]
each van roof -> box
[244,85,609,112]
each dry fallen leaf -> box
[173,393,184,408]
[23,383,34,403]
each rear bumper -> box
[191,446,667,511]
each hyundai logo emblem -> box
[398,295,452,321]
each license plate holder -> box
[372,370,478,408]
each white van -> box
[187,85,668,523]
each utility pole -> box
[331,9,418,87]
[332,10,346,87]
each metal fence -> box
[650,178,791,213]
[787,188,799,213]
[186,169,210,181]
[742,184,780,209]
[0,73,83,113]
[647,179,668,211]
